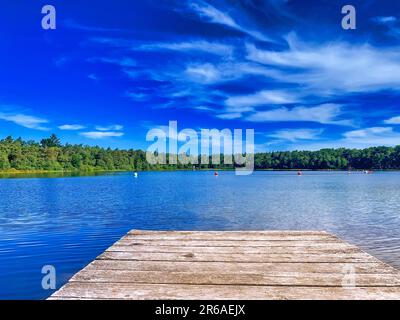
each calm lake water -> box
[1,171,400,299]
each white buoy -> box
[134,172,138,178]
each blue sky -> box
[1,0,400,151]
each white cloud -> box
[185,63,221,83]
[63,19,125,33]
[384,116,400,124]
[80,131,124,139]
[246,37,400,94]
[246,104,352,126]
[91,38,235,57]
[138,40,234,57]
[88,74,99,81]
[215,112,242,120]
[182,61,272,85]
[190,1,237,28]
[344,127,393,139]
[58,124,85,130]
[343,127,400,146]
[0,112,49,130]
[82,13,400,134]
[269,128,323,142]
[54,56,69,67]
[125,92,148,101]
[89,57,136,67]
[188,1,271,42]
[288,127,400,150]
[371,16,400,39]
[372,16,397,25]
[225,90,301,109]
[95,124,124,131]
[193,105,214,112]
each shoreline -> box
[0,168,398,177]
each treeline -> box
[254,147,400,170]
[1,135,400,171]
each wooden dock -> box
[50,230,400,300]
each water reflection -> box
[0,171,400,299]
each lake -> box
[1,171,400,299]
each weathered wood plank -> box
[128,230,331,236]
[51,283,400,300]
[108,244,361,255]
[50,230,400,300]
[117,239,344,247]
[85,260,400,274]
[124,233,337,241]
[98,251,378,263]
[70,270,400,287]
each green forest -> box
[1,134,400,172]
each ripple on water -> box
[0,171,400,299]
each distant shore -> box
[0,168,396,177]
[2,135,400,174]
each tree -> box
[71,154,82,169]
[41,134,61,148]
[1,134,400,172]
[0,153,10,169]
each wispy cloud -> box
[182,61,269,85]
[67,3,400,149]
[372,16,397,25]
[53,56,69,67]
[371,16,400,38]
[269,128,324,142]
[215,112,242,120]
[96,31,400,125]
[384,116,400,124]
[282,126,400,151]
[0,111,49,130]
[225,90,301,109]
[91,37,235,58]
[125,92,149,101]
[246,104,353,126]
[95,124,124,131]
[80,131,124,139]
[137,40,235,57]
[88,57,136,67]
[63,19,126,33]
[193,105,214,112]
[88,74,99,81]
[246,36,400,94]
[187,1,272,42]
[343,127,400,146]
[58,124,86,131]
[185,63,222,83]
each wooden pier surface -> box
[50,230,400,300]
